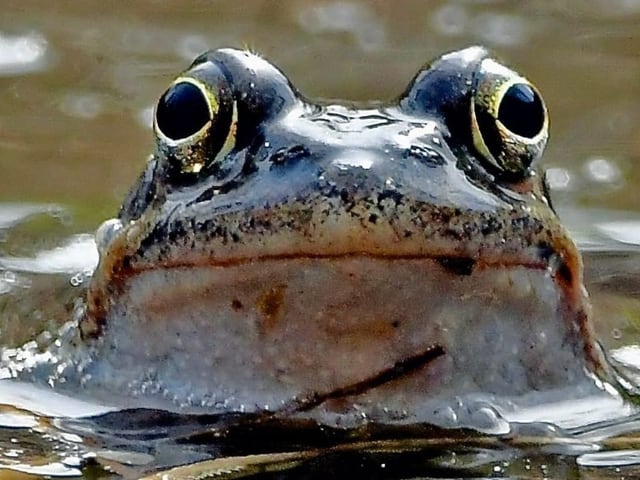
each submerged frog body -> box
[30,47,623,425]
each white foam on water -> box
[0,380,115,418]
[0,234,98,275]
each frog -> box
[11,46,627,429]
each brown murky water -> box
[0,1,640,478]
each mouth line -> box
[122,251,552,277]
[84,250,567,345]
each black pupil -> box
[156,82,211,140]
[497,83,544,138]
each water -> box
[0,1,639,478]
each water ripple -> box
[578,449,640,467]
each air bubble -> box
[430,5,468,36]
[0,32,49,76]
[2,271,17,283]
[583,157,622,185]
[545,167,572,191]
[297,3,386,51]
[69,273,84,287]
[473,13,529,47]
[59,93,103,119]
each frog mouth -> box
[82,253,604,417]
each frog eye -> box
[153,75,236,179]
[470,58,548,179]
[155,79,212,140]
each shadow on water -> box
[0,0,640,478]
[5,396,640,478]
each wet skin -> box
[80,47,613,424]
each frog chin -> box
[76,255,609,424]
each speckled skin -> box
[81,47,610,420]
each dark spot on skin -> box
[117,255,132,274]
[80,312,104,340]
[189,178,244,205]
[256,284,287,333]
[536,242,554,261]
[377,189,403,207]
[391,320,400,329]
[537,242,575,285]
[270,145,310,166]
[556,260,573,285]
[403,145,446,167]
[231,299,243,311]
[191,188,216,203]
[437,256,475,276]
[339,188,353,205]
[241,155,259,176]
[480,215,503,236]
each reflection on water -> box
[0,32,48,76]
[298,3,386,51]
[0,0,639,478]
